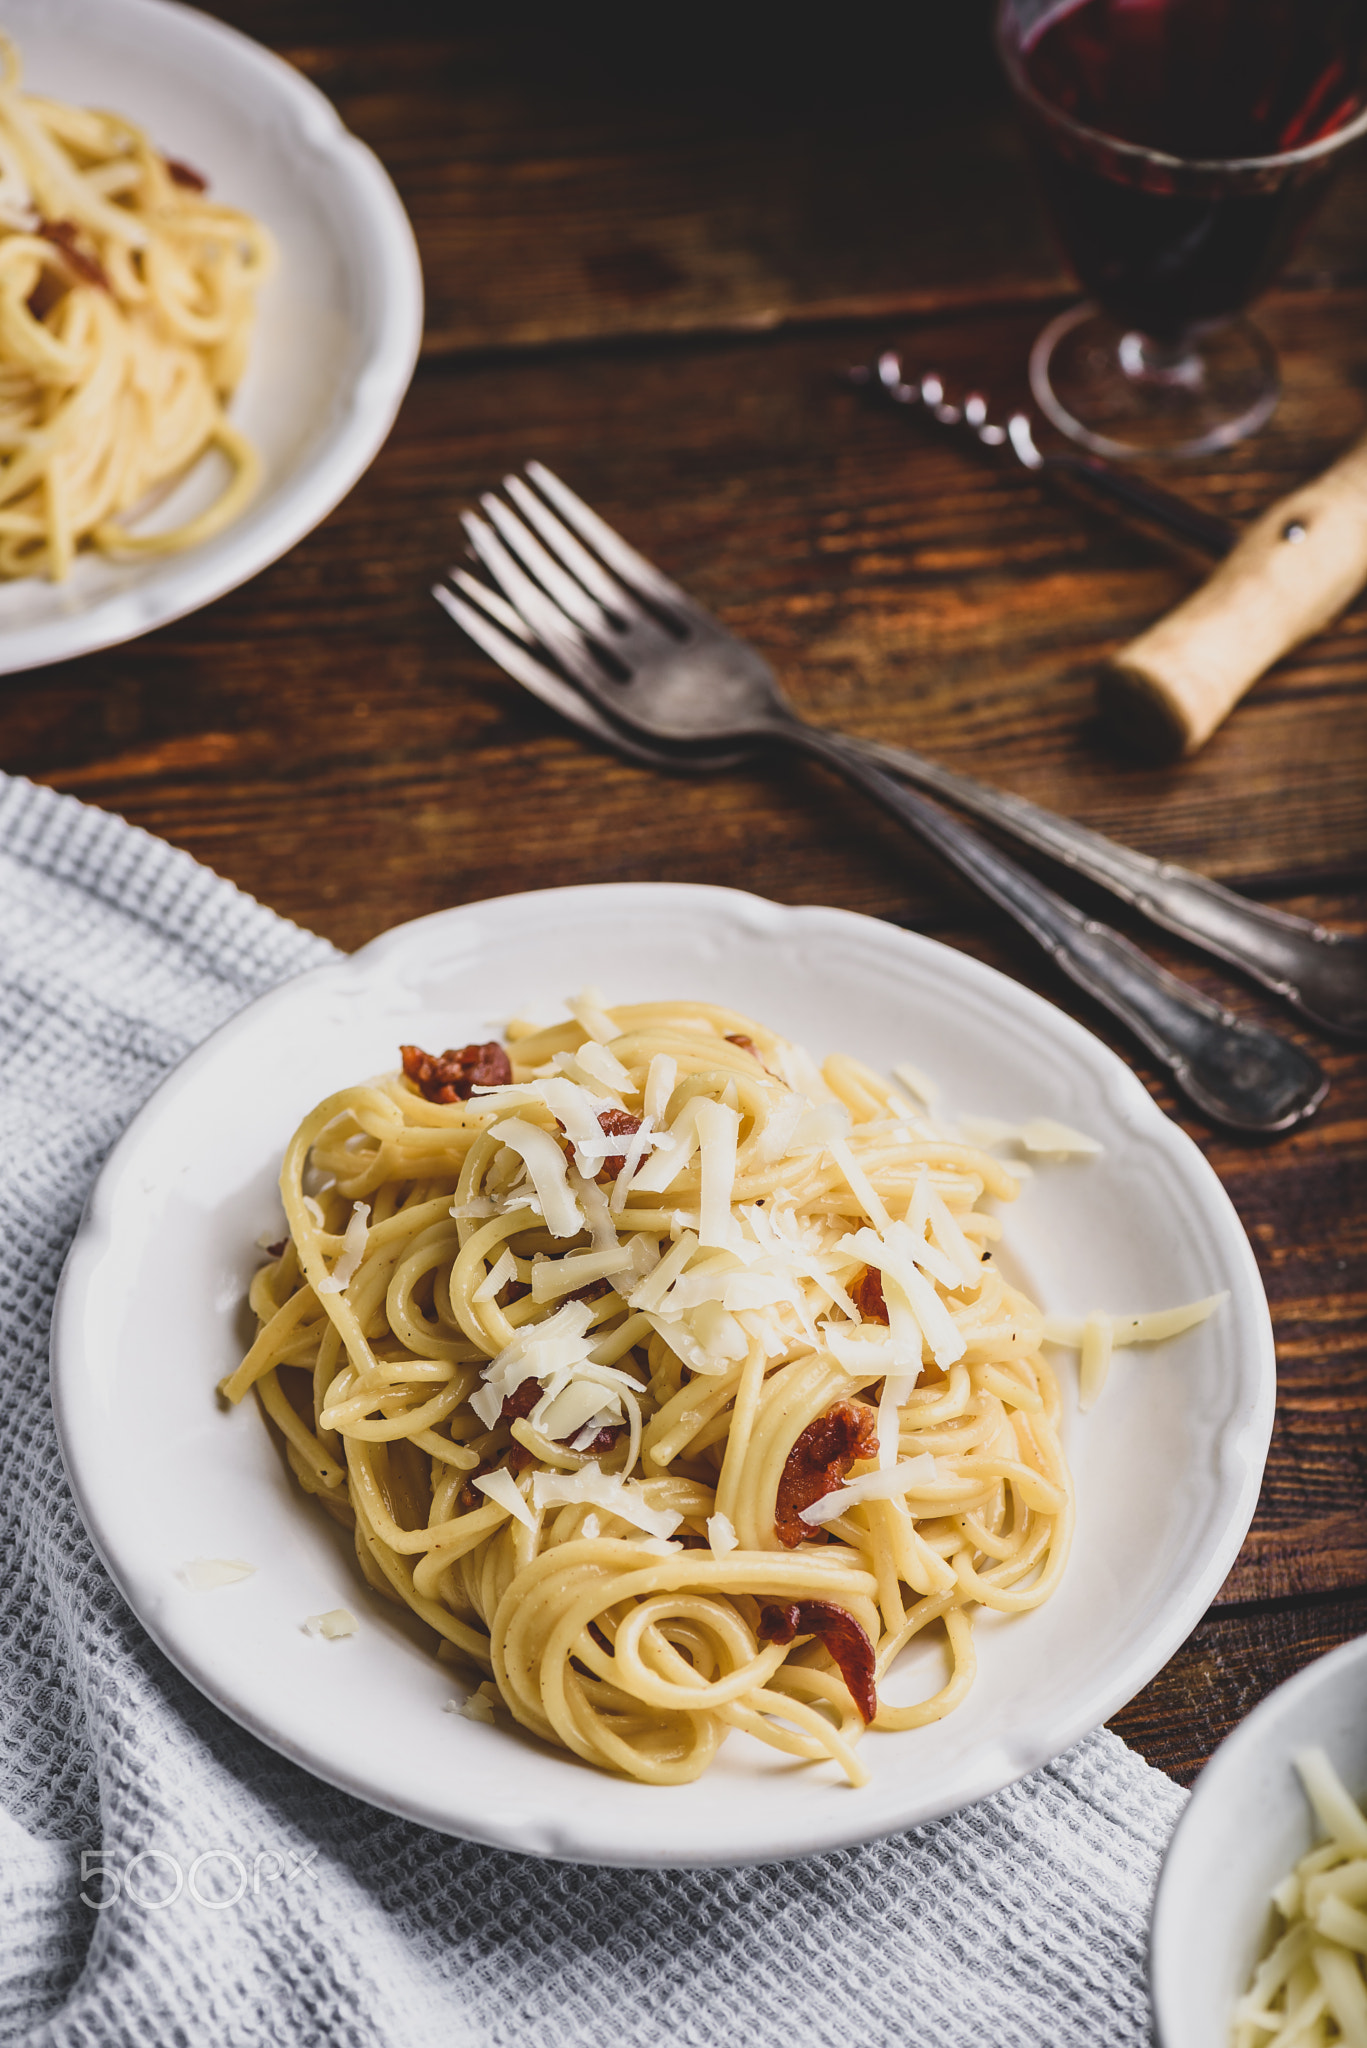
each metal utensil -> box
[851,351,1238,556]
[435,570,1367,1041]
[435,463,1327,1134]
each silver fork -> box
[434,462,1328,1135]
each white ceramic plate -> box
[52,884,1275,1866]
[1151,1634,1367,2048]
[0,0,423,673]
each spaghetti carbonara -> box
[224,999,1073,1786]
[0,38,272,580]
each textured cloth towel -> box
[0,772,1187,2048]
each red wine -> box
[1017,0,1367,342]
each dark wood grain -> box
[4,0,1365,1788]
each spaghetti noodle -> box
[0,37,272,580]
[224,999,1074,1787]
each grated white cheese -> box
[488,1118,582,1237]
[631,1096,704,1193]
[304,1608,358,1639]
[877,1372,917,1471]
[960,1113,1101,1158]
[301,1194,326,1229]
[821,1321,910,1375]
[840,1223,967,1368]
[473,1247,518,1304]
[799,1453,941,1527]
[457,1687,498,1725]
[449,1195,498,1221]
[610,1116,656,1214]
[696,1098,741,1250]
[707,1511,739,1556]
[892,1060,939,1109]
[531,1461,682,1540]
[1043,1292,1227,1411]
[643,1053,677,1125]
[791,1099,850,1153]
[1019,1117,1102,1157]
[628,1229,698,1312]
[473,1466,536,1528]
[826,1134,893,1233]
[570,1162,619,1252]
[573,1039,635,1093]
[567,987,620,1044]
[581,1513,602,1540]
[752,1091,805,1164]
[315,1199,371,1294]
[177,1558,255,1591]
[539,1377,624,1444]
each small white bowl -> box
[1150,1633,1367,2047]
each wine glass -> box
[996,0,1367,460]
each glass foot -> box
[1029,302,1280,461]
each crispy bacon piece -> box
[164,156,208,191]
[852,1265,888,1324]
[400,1040,511,1103]
[594,1107,643,1180]
[756,1600,878,1723]
[773,1400,879,1547]
[725,1031,777,1077]
[38,220,110,292]
[499,1382,541,1424]
[575,1423,624,1454]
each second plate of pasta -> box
[52,884,1274,1865]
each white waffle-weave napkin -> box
[0,773,1186,2048]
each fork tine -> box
[435,582,607,730]
[461,509,611,691]
[479,492,622,641]
[433,581,710,769]
[524,461,704,617]
[504,474,658,623]
[448,568,536,645]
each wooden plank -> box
[1110,1588,1367,1783]
[192,0,1367,355]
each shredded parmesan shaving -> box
[304,1608,358,1639]
[960,1113,1102,1158]
[567,988,621,1044]
[473,1466,535,1528]
[488,1118,582,1237]
[177,1558,255,1590]
[799,1454,941,1527]
[531,1462,682,1540]
[1043,1293,1227,1409]
[473,1247,518,1304]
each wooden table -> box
[13,0,1365,1784]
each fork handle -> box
[775,721,1325,1134]
[848,735,1367,1041]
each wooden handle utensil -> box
[1102,429,1367,756]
